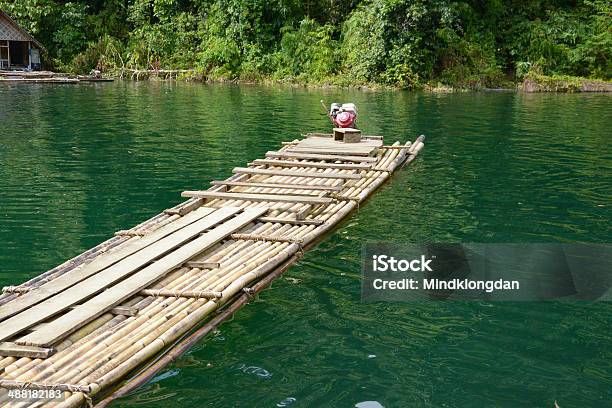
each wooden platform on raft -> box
[181,191,334,205]
[233,167,363,179]
[265,151,378,163]
[288,136,382,156]
[0,132,424,408]
[210,180,342,192]
[250,159,372,170]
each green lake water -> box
[0,82,610,407]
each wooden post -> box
[28,41,31,70]
[0,40,8,69]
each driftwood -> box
[121,69,195,80]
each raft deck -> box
[0,133,425,407]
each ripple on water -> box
[276,397,297,407]
[0,85,610,407]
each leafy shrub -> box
[278,18,339,82]
[198,36,241,79]
[509,1,611,79]
[435,28,505,88]
[70,35,125,74]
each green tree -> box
[0,0,608,84]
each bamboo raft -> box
[0,132,425,407]
[0,71,113,83]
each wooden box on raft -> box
[333,127,362,143]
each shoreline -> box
[521,74,612,93]
[114,69,612,93]
[2,69,611,93]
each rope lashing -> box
[242,287,256,299]
[230,233,303,245]
[114,229,145,237]
[330,193,361,202]
[2,286,30,294]
[140,289,223,299]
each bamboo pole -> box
[0,136,424,408]
[139,289,222,299]
[94,246,301,407]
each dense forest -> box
[1,0,610,87]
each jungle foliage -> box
[1,0,610,87]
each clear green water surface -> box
[0,82,610,407]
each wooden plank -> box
[291,145,376,153]
[181,191,333,205]
[298,136,382,147]
[163,198,204,216]
[16,207,267,347]
[296,205,311,220]
[305,132,333,138]
[29,322,49,332]
[0,342,53,358]
[266,150,378,163]
[232,167,362,180]
[250,159,371,170]
[289,143,379,156]
[0,207,240,342]
[211,180,342,192]
[259,217,324,226]
[109,306,139,316]
[291,137,382,156]
[66,305,138,316]
[0,206,217,322]
[216,189,322,198]
[305,133,383,141]
[288,148,374,157]
[184,261,220,269]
